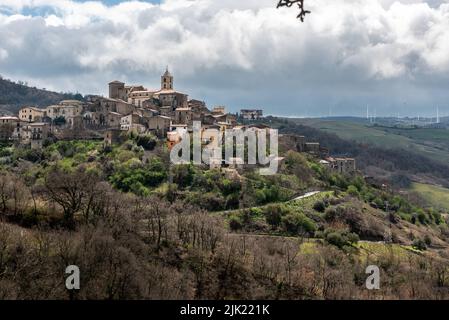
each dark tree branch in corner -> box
[277,0,311,22]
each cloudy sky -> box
[0,0,448,117]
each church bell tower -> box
[161,67,173,90]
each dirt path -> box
[290,191,321,202]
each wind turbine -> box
[437,106,440,124]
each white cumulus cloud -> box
[0,0,448,116]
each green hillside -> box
[0,77,83,113]
[292,118,449,165]
[411,183,449,211]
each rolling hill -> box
[0,76,84,114]
[290,118,449,165]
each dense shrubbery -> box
[412,238,428,251]
[318,228,360,249]
[133,133,158,151]
[109,157,167,196]
[313,200,327,213]
[281,211,316,235]
[230,203,317,236]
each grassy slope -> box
[411,183,449,211]
[291,118,449,165]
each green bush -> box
[229,214,243,231]
[171,165,195,189]
[135,134,157,151]
[324,228,359,249]
[220,178,242,196]
[264,204,284,228]
[416,210,429,225]
[313,200,326,213]
[0,147,13,157]
[347,185,359,197]
[109,156,168,194]
[326,232,346,248]
[281,212,316,235]
[324,206,346,222]
[412,238,427,251]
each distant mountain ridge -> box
[0,76,84,115]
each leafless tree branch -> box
[277,0,311,22]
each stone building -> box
[160,106,175,118]
[155,90,189,110]
[109,81,125,100]
[279,134,306,153]
[188,100,207,116]
[0,116,21,141]
[20,122,50,149]
[115,100,136,115]
[128,90,156,107]
[189,99,207,111]
[240,109,263,120]
[212,106,226,115]
[121,113,144,132]
[109,68,188,113]
[148,115,171,137]
[135,107,158,119]
[305,142,320,154]
[107,112,122,128]
[199,114,214,125]
[333,158,356,174]
[85,97,135,127]
[19,107,46,123]
[108,81,128,101]
[45,101,84,125]
[323,157,357,175]
[174,107,192,125]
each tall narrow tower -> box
[161,67,173,90]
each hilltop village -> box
[0,69,355,174]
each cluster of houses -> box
[0,67,355,174]
[0,68,256,149]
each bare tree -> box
[277,0,311,22]
[44,167,99,228]
[141,196,171,251]
[0,172,30,217]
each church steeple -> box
[161,66,173,90]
